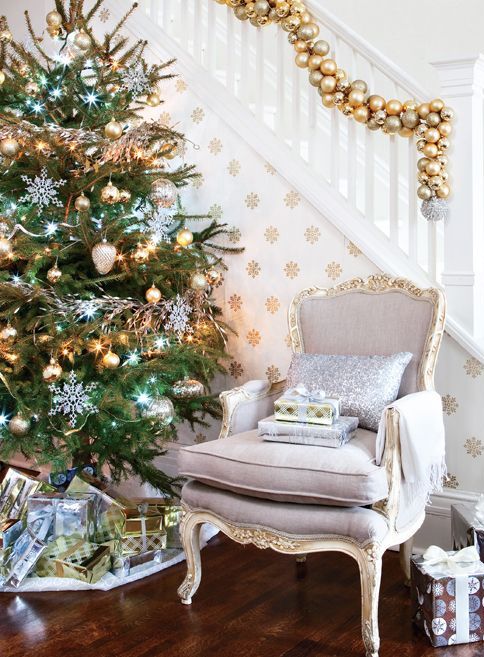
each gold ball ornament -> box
[440,107,454,121]
[293,39,308,53]
[176,228,194,248]
[423,142,438,158]
[145,284,162,304]
[102,350,120,369]
[417,157,431,172]
[47,265,62,284]
[368,95,386,112]
[417,103,430,119]
[437,183,450,199]
[348,89,365,108]
[439,121,452,137]
[104,119,123,140]
[386,99,403,116]
[150,178,177,208]
[429,98,445,113]
[172,379,205,399]
[0,237,12,257]
[401,109,419,129]
[382,116,402,134]
[141,395,174,425]
[46,10,62,27]
[295,52,309,68]
[8,414,30,436]
[73,29,90,51]
[415,123,428,138]
[25,81,39,96]
[321,93,335,108]
[0,138,20,158]
[417,184,433,201]
[424,127,440,143]
[309,70,323,87]
[254,0,270,15]
[403,99,418,111]
[367,118,381,131]
[351,79,368,94]
[373,109,387,125]
[425,161,441,176]
[235,6,248,19]
[399,127,414,138]
[42,358,62,383]
[438,137,450,151]
[133,244,150,263]
[297,23,318,41]
[320,59,337,76]
[426,112,441,127]
[333,92,345,106]
[74,193,90,212]
[320,75,336,93]
[100,181,120,204]
[190,272,208,291]
[312,40,330,56]
[0,71,5,85]
[308,54,323,70]
[429,175,443,190]
[92,240,117,275]
[353,106,370,123]
[146,92,161,107]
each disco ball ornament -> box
[8,413,30,436]
[172,379,205,399]
[141,395,174,426]
[150,178,177,208]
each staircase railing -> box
[143,0,442,282]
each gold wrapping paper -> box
[35,536,111,583]
[128,497,182,548]
[274,396,339,426]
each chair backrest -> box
[288,275,446,395]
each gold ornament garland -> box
[216,0,453,222]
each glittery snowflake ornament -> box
[121,64,151,96]
[142,207,174,243]
[163,294,192,335]
[19,167,66,213]
[49,371,98,427]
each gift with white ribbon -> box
[421,545,484,644]
[275,383,340,425]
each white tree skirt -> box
[0,523,218,593]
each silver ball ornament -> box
[151,178,177,208]
[141,395,174,426]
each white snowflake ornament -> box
[19,167,66,213]
[163,294,192,335]
[142,207,174,243]
[121,64,151,96]
[49,371,98,427]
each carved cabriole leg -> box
[177,510,203,605]
[399,536,414,587]
[295,553,307,563]
[359,545,383,657]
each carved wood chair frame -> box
[177,274,446,657]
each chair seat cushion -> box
[182,480,389,546]
[178,428,388,506]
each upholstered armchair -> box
[177,274,446,657]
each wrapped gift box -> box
[258,415,358,448]
[411,547,484,647]
[35,536,111,583]
[274,388,340,426]
[2,512,52,587]
[129,498,182,548]
[111,549,163,578]
[452,503,484,562]
[27,493,97,543]
[68,474,128,543]
[0,466,53,521]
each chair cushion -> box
[182,480,389,546]
[178,428,388,507]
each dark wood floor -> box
[0,534,481,657]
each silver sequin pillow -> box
[285,352,413,431]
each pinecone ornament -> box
[92,240,117,275]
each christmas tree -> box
[0,1,239,496]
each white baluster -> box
[240,21,249,105]
[407,138,418,262]
[347,47,357,203]
[256,28,264,123]
[330,35,340,191]
[292,63,301,155]
[427,221,437,280]
[206,1,215,73]
[389,136,399,245]
[226,5,235,94]
[193,1,202,62]
[163,0,172,31]
[276,29,285,140]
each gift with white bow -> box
[274,384,341,426]
[411,544,484,647]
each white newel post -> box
[431,56,484,338]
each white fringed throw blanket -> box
[376,390,446,501]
